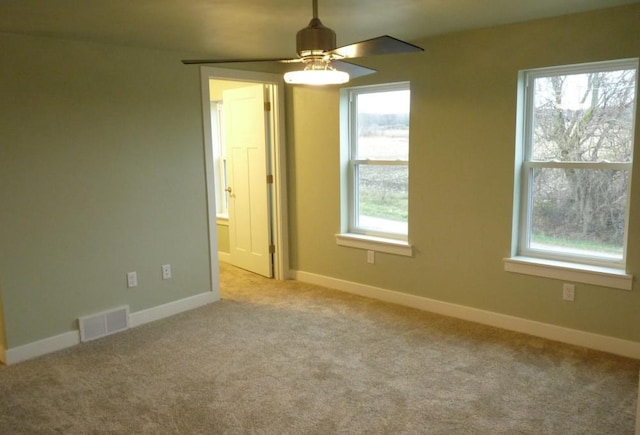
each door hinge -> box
[269,244,275,254]
[264,101,271,112]
[266,174,274,184]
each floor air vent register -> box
[78,306,130,342]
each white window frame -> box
[336,82,413,257]
[506,59,637,290]
[210,100,229,220]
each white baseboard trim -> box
[129,291,218,328]
[218,251,231,263]
[5,331,80,365]
[2,291,218,365]
[291,270,640,359]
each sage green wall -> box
[287,4,640,343]
[0,33,212,348]
[0,281,5,351]
[217,223,230,253]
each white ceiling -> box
[0,0,637,59]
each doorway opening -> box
[199,68,289,283]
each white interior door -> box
[224,84,273,277]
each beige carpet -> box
[0,263,638,434]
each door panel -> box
[224,84,272,277]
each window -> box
[346,83,411,236]
[211,101,229,218]
[339,83,411,255]
[514,59,637,270]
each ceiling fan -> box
[182,0,424,85]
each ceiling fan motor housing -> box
[296,18,336,57]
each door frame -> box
[199,67,289,280]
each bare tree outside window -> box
[520,61,637,264]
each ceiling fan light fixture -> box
[284,62,349,86]
[284,69,349,85]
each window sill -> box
[336,233,413,257]
[216,215,229,226]
[503,256,632,290]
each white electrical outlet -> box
[162,264,172,280]
[127,271,138,288]
[563,283,575,301]
[367,250,375,264]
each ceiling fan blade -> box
[182,57,300,65]
[331,60,377,79]
[182,59,375,80]
[329,35,423,59]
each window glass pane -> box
[356,90,410,160]
[529,167,629,260]
[531,68,636,162]
[357,164,408,235]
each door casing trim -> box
[199,67,289,281]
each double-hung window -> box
[512,59,637,279]
[337,82,412,256]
